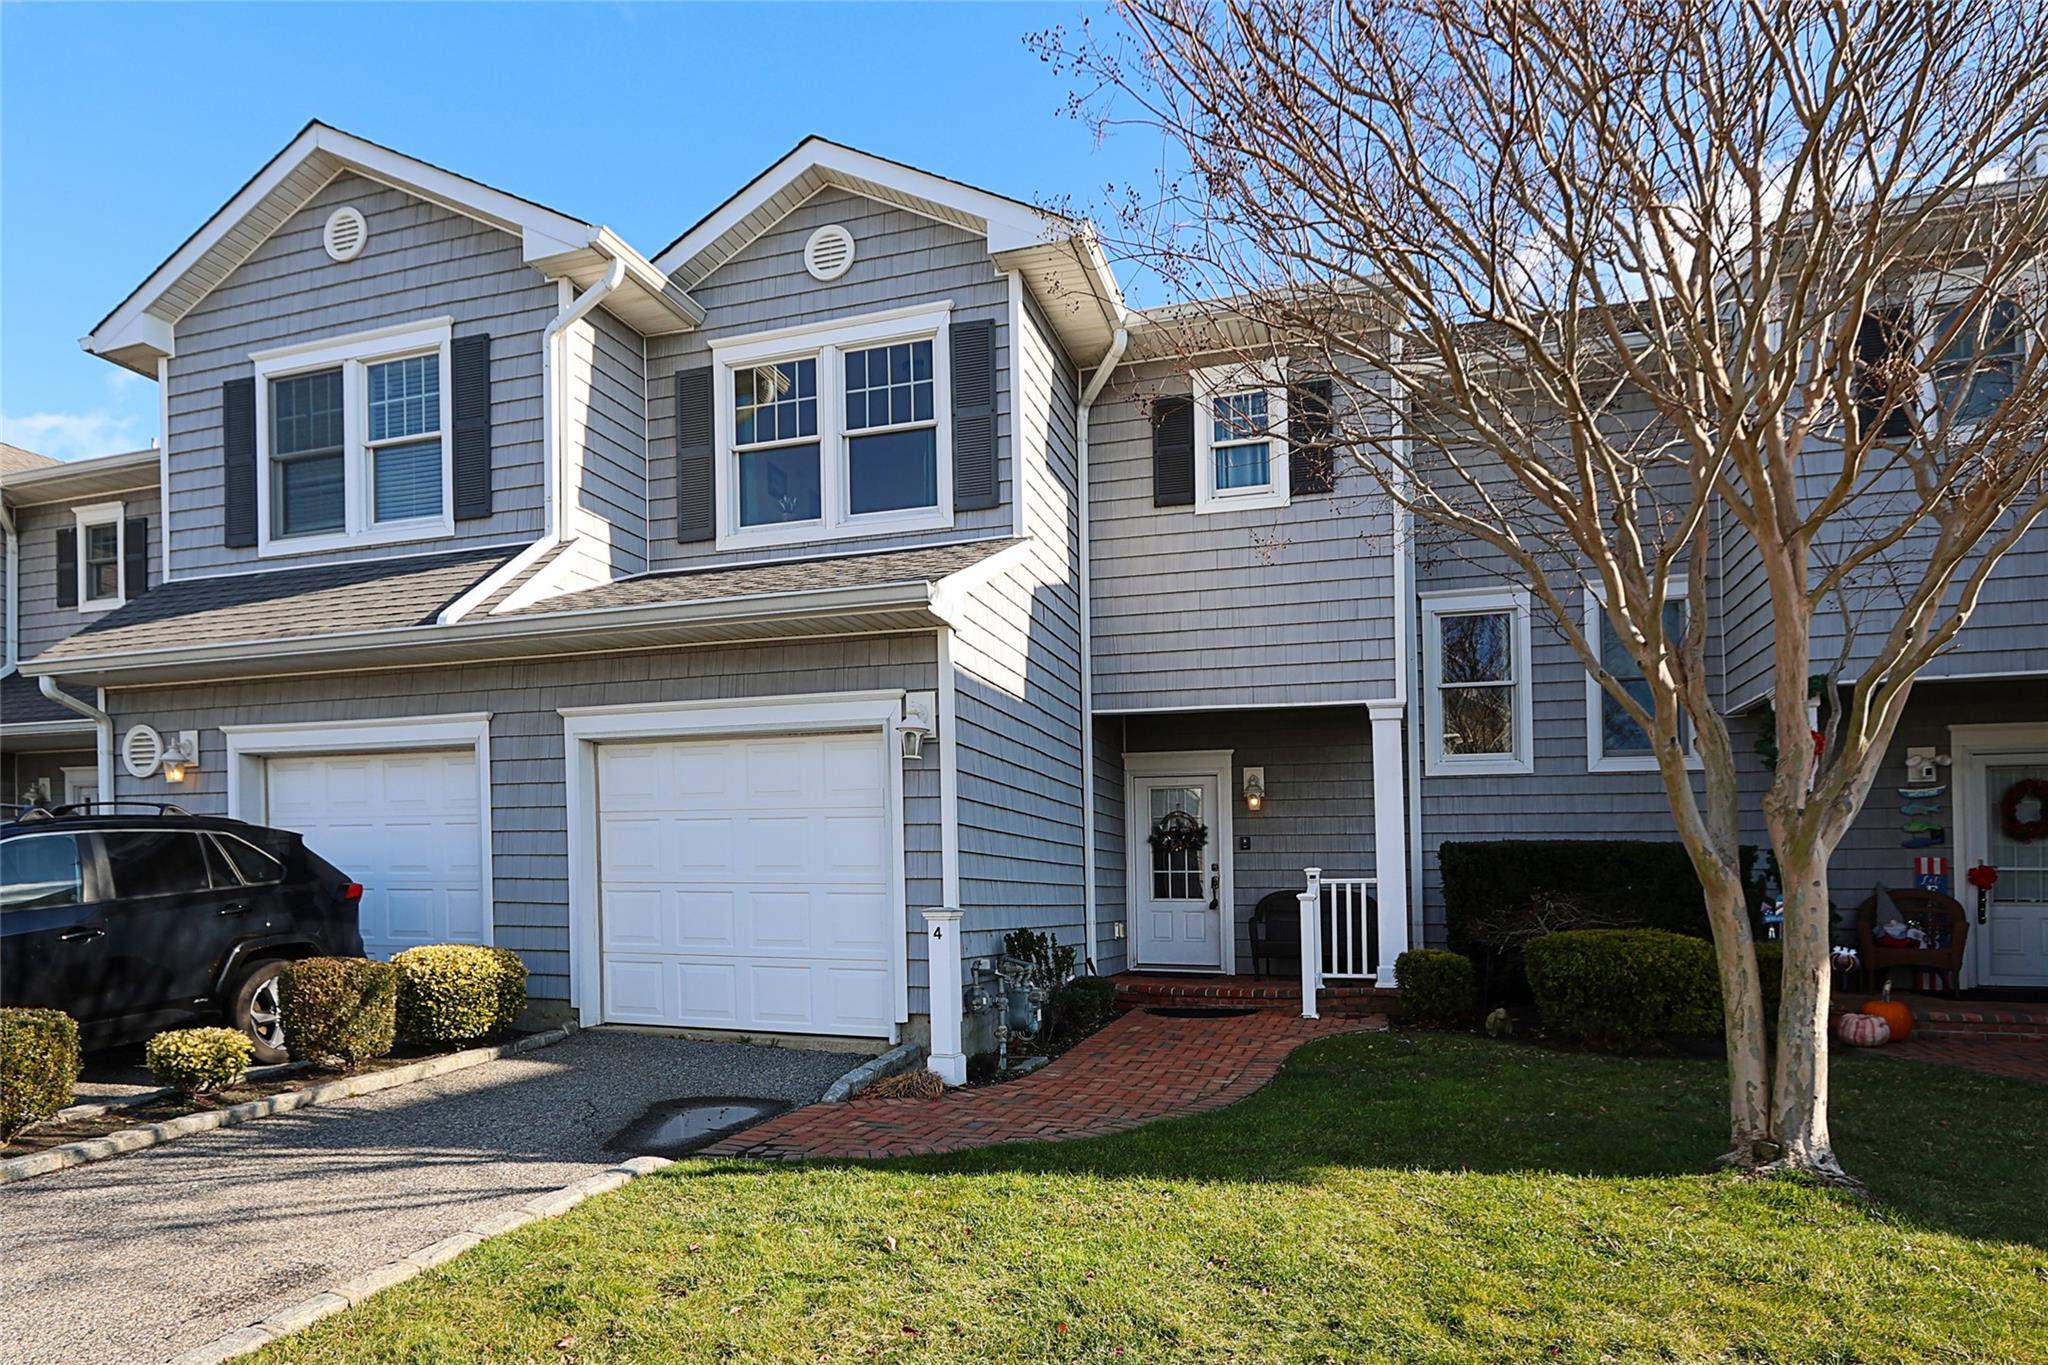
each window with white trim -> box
[1584,583,1696,772]
[1193,363,1289,513]
[251,317,454,556]
[713,303,953,549]
[1422,589,1532,775]
[1931,297,2023,425]
[75,502,127,613]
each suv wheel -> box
[229,959,289,1064]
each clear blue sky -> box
[1,1,1150,462]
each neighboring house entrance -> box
[60,766,98,807]
[1125,751,1234,973]
[1955,724,2048,989]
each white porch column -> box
[922,910,966,1086]
[1367,700,1411,989]
[1299,867,1322,1019]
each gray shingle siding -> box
[14,490,162,660]
[565,305,650,582]
[105,634,942,1011]
[164,173,558,576]
[646,187,1014,570]
[1088,357,1400,711]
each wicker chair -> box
[1854,887,1969,998]
[1249,889,1303,978]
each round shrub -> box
[144,1027,252,1095]
[1,1008,81,1141]
[280,957,397,1067]
[1394,949,1478,1024]
[392,944,528,1047]
[1525,929,1722,1049]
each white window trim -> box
[1421,587,1533,777]
[252,316,456,558]
[1193,361,1290,514]
[1583,578,1701,773]
[1901,266,2039,438]
[73,500,128,615]
[710,302,955,551]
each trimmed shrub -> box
[144,1027,252,1095]
[1394,949,1478,1024]
[1043,976,1117,1043]
[1525,929,1722,1049]
[280,957,397,1066]
[393,944,528,1047]
[1,1008,81,1141]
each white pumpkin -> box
[1835,1012,1892,1047]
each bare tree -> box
[1034,0,2048,1179]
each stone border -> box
[0,1025,576,1186]
[54,1062,312,1125]
[819,1038,926,1103]
[166,1153,673,1365]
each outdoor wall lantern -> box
[900,691,938,761]
[1242,766,1266,812]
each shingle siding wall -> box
[105,635,942,1011]
[164,173,558,576]
[646,188,1014,570]
[1090,718,1129,975]
[949,292,1087,965]
[14,489,162,660]
[1088,357,1400,710]
[563,305,650,585]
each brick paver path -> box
[705,1007,1379,1161]
[1854,1034,2048,1084]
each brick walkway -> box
[704,1007,1378,1161]
[1854,1034,2048,1084]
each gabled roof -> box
[82,121,702,376]
[1,444,59,478]
[1,446,158,507]
[654,137,1127,365]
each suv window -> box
[212,833,285,885]
[101,829,214,899]
[1,833,86,911]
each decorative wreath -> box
[2000,778,2048,844]
[1147,809,1210,858]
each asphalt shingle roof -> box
[0,672,94,727]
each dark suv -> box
[0,804,364,1062]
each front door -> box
[1133,775,1224,970]
[1971,751,2048,988]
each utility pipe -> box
[2,498,18,676]
[1075,323,1130,974]
[439,257,627,624]
[38,675,113,803]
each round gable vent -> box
[122,725,165,780]
[804,224,856,282]
[324,206,368,263]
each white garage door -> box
[265,750,487,959]
[596,732,894,1037]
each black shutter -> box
[123,516,149,599]
[675,366,715,542]
[1151,394,1195,507]
[54,528,78,609]
[1854,309,1912,440]
[451,333,494,520]
[1290,377,1336,495]
[222,377,257,548]
[951,317,998,510]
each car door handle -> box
[218,902,252,917]
[58,927,105,943]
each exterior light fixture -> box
[1242,766,1266,812]
[900,691,937,762]
[161,731,201,784]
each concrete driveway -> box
[0,1029,855,1365]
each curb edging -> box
[165,1154,674,1365]
[1,1025,576,1186]
[820,1038,926,1103]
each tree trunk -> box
[1692,860,1774,1165]
[1763,831,1850,1181]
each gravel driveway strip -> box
[0,1029,855,1365]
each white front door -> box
[1132,774,1224,970]
[1970,750,2048,988]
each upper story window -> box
[1932,298,2022,425]
[251,317,453,556]
[72,501,130,614]
[713,303,953,550]
[1422,588,1533,776]
[1193,363,1289,514]
[1584,582,1697,772]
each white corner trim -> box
[936,627,962,912]
[1420,587,1534,777]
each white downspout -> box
[38,676,113,803]
[1077,324,1130,975]
[439,258,626,624]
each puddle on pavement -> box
[1144,1006,1261,1018]
[605,1097,790,1157]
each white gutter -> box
[439,258,627,624]
[37,676,113,802]
[1076,324,1130,974]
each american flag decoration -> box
[1913,855,1950,896]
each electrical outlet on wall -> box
[1111,922,1126,939]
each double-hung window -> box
[1584,583,1696,772]
[1193,362,1289,513]
[251,317,453,555]
[73,501,128,613]
[714,303,952,549]
[1932,297,2023,426]
[1422,589,1533,775]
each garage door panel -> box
[603,958,672,1024]
[748,891,813,950]
[826,965,894,1031]
[824,890,891,950]
[598,815,665,880]
[740,813,816,878]
[821,814,888,877]
[821,739,885,805]
[675,891,737,949]
[673,815,738,876]
[600,887,667,950]
[744,741,815,801]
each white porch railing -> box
[1297,867,1383,1019]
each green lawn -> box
[259,1035,2047,1363]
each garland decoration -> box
[1147,808,1209,857]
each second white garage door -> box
[265,750,488,960]
[596,732,895,1037]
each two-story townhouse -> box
[2,442,162,807]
